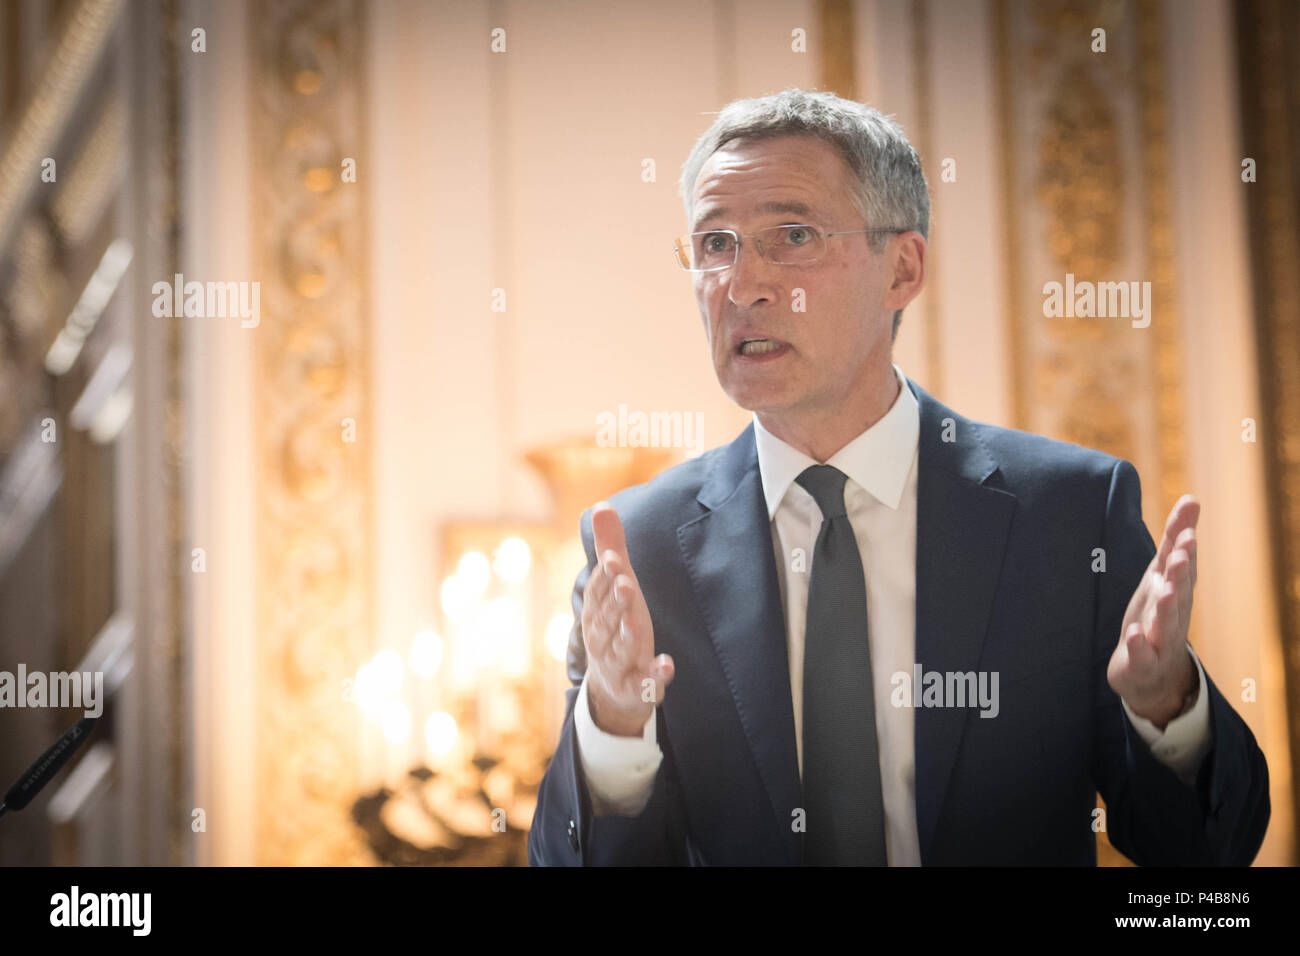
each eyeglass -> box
[673,223,906,272]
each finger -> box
[587,554,611,604]
[619,596,656,666]
[582,561,618,657]
[614,618,657,706]
[1144,572,1164,647]
[602,549,625,582]
[1118,553,1157,641]
[592,562,635,652]
[1183,529,1198,591]
[612,613,637,666]
[591,503,631,573]
[589,559,620,640]
[582,611,613,662]
[599,546,637,629]
[1167,541,1194,632]
[1124,621,1157,673]
[1147,575,1180,655]
[1139,567,1164,636]
[1155,495,1200,575]
[610,572,639,616]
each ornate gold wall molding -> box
[1134,0,1187,512]
[995,0,1186,527]
[251,0,374,866]
[1036,64,1123,280]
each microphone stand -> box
[0,716,98,821]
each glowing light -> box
[440,574,475,621]
[425,712,458,756]
[494,537,532,582]
[409,630,443,677]
[446,633,477,690]
[477,596,527,674]
[457,551,491,597]
[546,614,574,661]
[354,650,404,715]
[380,700,411,743]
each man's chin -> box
[721,384,792,415]
[717,362,806,413]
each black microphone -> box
[0,716,98,821]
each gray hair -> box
[679,88,930,246]
[678,89,930,337]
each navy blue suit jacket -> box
[527,378,1269,865]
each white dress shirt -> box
[574,364,1213,862]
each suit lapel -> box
[907,378,1017,863]
[677,425,802,864]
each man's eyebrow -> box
[692,200,820,232]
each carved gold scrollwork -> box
[252,0,374,866]
[1037,64,1123,280]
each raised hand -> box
[581,502,676,737]
[1107,494,1200,730]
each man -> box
[526,88,1269,865]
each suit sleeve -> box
[1090,459,1270,865]
[526,507,692,865]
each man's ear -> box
[883,232,926,313]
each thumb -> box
[652,653,675,689]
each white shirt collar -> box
[752,363,919,520]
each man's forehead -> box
[689,137,852,231]
[691,198,824,231]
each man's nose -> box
[726,238,779,308]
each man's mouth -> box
[737,337,783,356]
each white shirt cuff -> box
[574,673,662,815]
[1121,644,1213,787]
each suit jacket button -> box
[567,818,579,852]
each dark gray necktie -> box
[797,464,887,865]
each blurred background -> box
[0,0,1296,866]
